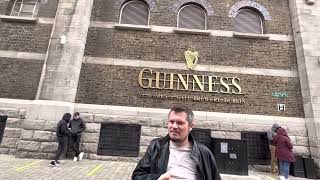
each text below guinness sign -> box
[138,68,243,95]
[138,93,245,104]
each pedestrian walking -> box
[273,127,295,180]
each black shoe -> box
[50,160,57,167]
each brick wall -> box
[0,58,43,100]
[0,1,11,15]
[37,0,59,18]
[0,0,58,18]
[76,64,304,117]
[85,29,297,70]
[0,22,52,53]
[0,107,26,155]
[91,0,292,34]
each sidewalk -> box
[0,154,315,180]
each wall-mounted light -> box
[306,0,315,5]
[60,35,67,45]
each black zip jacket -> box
[69,117,86,135]
[132,135,221,180]
[56,119,70,137]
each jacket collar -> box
[160,134,201,162]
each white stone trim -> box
[114,23,151,31]
[83,56,298,77]
[0,50,46,60]
[0,98,32,109]
[0,15,37,23]
[90,21,293,42]
[75,103,304,121]
[233,32,270,40]
[37,18,55,24]
[173,27,211,35]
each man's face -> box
[167,111,193,143]
[74,115,79,120]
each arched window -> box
[178,4,207,30]
[119,0,150,25]
[10,0,39,17]
[235,9,263,34]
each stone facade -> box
[0,22,53,53]
[91,0,292,34]
[0,0,319,177]
[0,58,43,100]
[289,0,320,177]
[76,64,304,117]
[0,101,311,162]
[84,29,297,70]
[0,107,25,155]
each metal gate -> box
[241,132,270,165]
[212,138,248,175]
[190,128,212,151]
[97,123,141,157]
[0,115,8,144]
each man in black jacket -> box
[50,113,72,166]
[132,105,221,180]
[69,112,86,161]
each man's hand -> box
[158,172,172,180]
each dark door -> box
[0,115,8,144]
[212,138,248,175]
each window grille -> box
[10,0,39,17]
[119,0,149,25]
[178,4,207,30]
[97,123,141,157]
[235,9,263,34]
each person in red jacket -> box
[273,127,295,180]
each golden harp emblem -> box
[184,50,198,70]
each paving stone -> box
[0,154,313,180]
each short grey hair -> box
[169,105,194,124]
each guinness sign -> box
[138,68,242,95]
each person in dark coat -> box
[273,127,295,180]
[132,105,221,180]
[69,112,86,161]
[50,113,72,166]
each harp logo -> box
[184,50,198,70]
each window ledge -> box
[0,15,38,23]
[114,24,151,31]
[233,32,270,40]
[174,28,210,35]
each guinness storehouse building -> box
[0,0,319,177]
